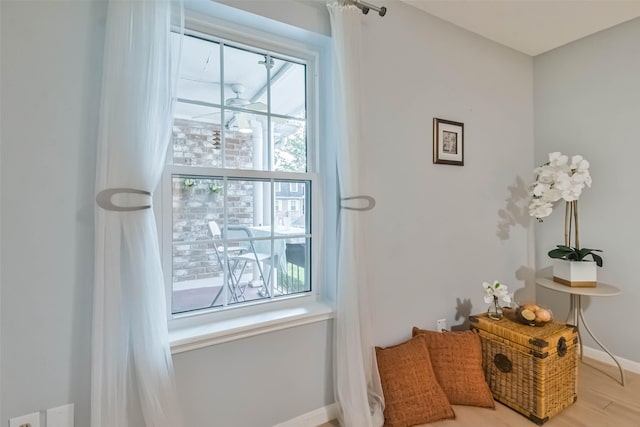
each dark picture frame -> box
[433,118,464,166]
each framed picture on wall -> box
[433,118,464,166]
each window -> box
[165,30,316,317]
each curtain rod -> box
[348,0,387,17]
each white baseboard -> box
[273,403,338,427]
[583,345,640,374]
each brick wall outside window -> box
[171,119,256,283]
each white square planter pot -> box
[552,259,597,287]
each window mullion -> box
[222,175,229,307]
[169,166,313,181]
[220,42,226,170]
[266,53,272,172]
[269,179,275,299]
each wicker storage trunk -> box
[470,312,578,425]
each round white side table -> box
[536,277,625,386]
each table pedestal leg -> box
[538,278,624,387]
[567,294,583,359]
[576,297,626,386]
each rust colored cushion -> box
[375,335,455,427]
[412,327,495,409]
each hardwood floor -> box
[319,358,639,426]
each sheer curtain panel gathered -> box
[92,1,183,426]
[327,2,384,426]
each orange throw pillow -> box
[375,335,455,427]
[412,327,495,409]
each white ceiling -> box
[400,0,640,56]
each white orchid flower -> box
[571,172,586,184]
[548,152,561,161]
[576,159,590,171]
[529,152,591,219]
[534,204,553,218]
[529,200,553,218]
[537,175,555,186]
[549,152,568,167]
[554,173,572,190]
[541,188,562,202]
[570,155,583,169]
[572,170,592,187]
[532,183,548,197]
[537,166,555,177]
[561,190,579,202]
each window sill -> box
[169,300,334,354]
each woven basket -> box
[470,313,578,425]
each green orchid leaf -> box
[579,247,602,254]
[566,252,579,261]
[548,248,570,259]
[577,248,591,260]
[590,253,604,267]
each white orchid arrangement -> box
[528,152,591,220]
[482,281,512,305]
[529,152,595,252]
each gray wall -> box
[0,1,106,425]
[358,3,535,346]
[534,17,640,363]
[174,320,334,426]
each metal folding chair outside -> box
[226,225,273,299]
[207,221,273,306]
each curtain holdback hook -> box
[96,188,152,212]
[341,195,376,211]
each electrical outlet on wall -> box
[46,403,75,427]
[9,412,40,427]
[436,318,447,332]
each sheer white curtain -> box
[92,1,183,426]
[327,2,384,426]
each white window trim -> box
[169,298,333,354]
[162,9,333,350]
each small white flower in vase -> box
[483,281,512,320]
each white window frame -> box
[162,12,332,352]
